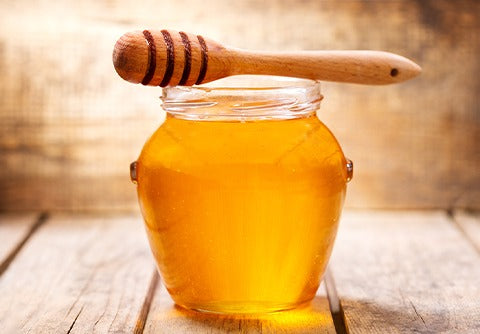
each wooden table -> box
[0,210,479,333]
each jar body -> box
[136,112,348,314]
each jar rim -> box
[161,75,323,121]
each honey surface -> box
[137,114,347,313]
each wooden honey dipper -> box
[113,29,421,87]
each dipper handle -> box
[113,29,421,86]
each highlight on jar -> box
[114,29,420,315]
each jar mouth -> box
[161,75,323,121]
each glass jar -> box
[131,75,352,314]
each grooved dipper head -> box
[113,29,218,87]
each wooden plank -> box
[0,119,157,211]
[0,214,37,264]
[0,214,154,333]
[453,211,480,253]
[0,213,43,275]
[1,0,479,211]
[143,278,336,333]
[329,211,480,333]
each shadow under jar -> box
[131,75,353,314]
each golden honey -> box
[134,77,350,314]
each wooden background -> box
[0,0,479,211]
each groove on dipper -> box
[196,35,208,85]
[160,30,175,87]
[178,32,192,86]
[141,30,156,85]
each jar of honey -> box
[131,75,353,314]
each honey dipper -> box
[113,29,421,87]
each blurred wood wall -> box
[0,0,479,211]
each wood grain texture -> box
[329,211,480,333]
[0,0,479,210]
[0,119,161,211]
[0,214,154,333]
[0,213,39,270]
[144,278,335,333]
[0,211,479,333]
[453,211,480,253]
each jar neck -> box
[161,75,323,121]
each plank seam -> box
[0,212,49,276]
[67,305,84,334]
[447,209,480,255]
[134,268,160,334]
[324,268,349,334]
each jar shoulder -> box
[138,115,346,169]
